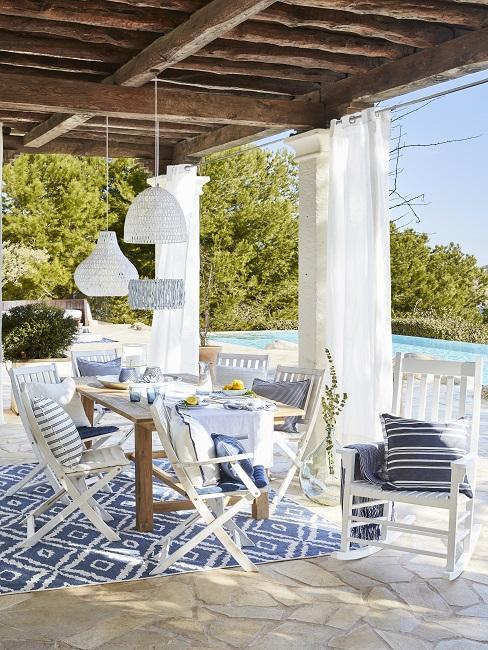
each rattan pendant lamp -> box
[74,118,139,296]
[126,78,186,311]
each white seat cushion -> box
[26,378,90,427]
[68,445,130,474]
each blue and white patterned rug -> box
[0,462,342,595]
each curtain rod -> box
[191,75,488,166]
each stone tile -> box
[412,621,459,643]
[352,559,414,583]
[337,569,384,591]
[206,605,283,621]
[158,618,209,644]
[288,604,338,625]
[367,608,420,633]
[430,578,480,607]
[458,605,488,618]
[329,624,390,649]
[230,589,278,607]
[209,618,265,648]
[472,583,488,603]
[0,594,32,611]
[269,560,344,587]
[436,641,488,649]
[249,622,337,649]
[434,617,488,642]
[296,586,365,605]
[376,630,431,650]
[367,587,404,610]
[391,583,452,616]
[62,613,155,650]
[325,605,369,630]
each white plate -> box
[177,400,210,409]
[97,376,130,390]
[222,389,247,396]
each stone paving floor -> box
[0,408,487,649]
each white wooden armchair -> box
[337,353,483,580]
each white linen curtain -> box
[326,108,392,446]
[0,125,4,423]
[148,164,203,375]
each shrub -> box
[89,297,152,326]
[392,311,488,345]
[2,304,78,361]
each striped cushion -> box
[381,413,472,497]
[252,378,310,433]
[31,396,84,468]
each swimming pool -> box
[209,330,488,383]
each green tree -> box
[2,154,151,300]
[390,222,488,320]
[199,147,298,336]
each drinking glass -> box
[129,385,141,402]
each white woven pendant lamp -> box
[124,79,187,244]
[128,278,185,310]
[74,117,138,296]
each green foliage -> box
[322,348,348,475]
[199,147,298,338]
[89,297,152,326]
[392,310,488,345]
[2,242,49,291]
[390,222,488,321]
[2,304,78,361]
[2,155,151,300]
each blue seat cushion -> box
[77,425,120,440]
[211,433,253,482]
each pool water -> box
[209,330,488,384]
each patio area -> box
[0,0,488,647]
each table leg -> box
[252,490,269,520]
[81,395,94,449]
[135,422,154,532]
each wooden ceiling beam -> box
[0,71,324,127]
[0,31,134,64]
[2,133,171,159]
[256,4,456,48]
[87,117,211,133]
[0,52,114,76]
[173,125,281,162]
[107,0,278,87]
[225,22,412,59]
[172,57,342,82]
[200,41,386,74]
[324,26,488,118]
[282,1,488,29]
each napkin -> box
[223,398,276,412]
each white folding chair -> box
[270,365,326,512]
[71,348,118,426]
[215,352,269,389]
[19,387,130,548]
[338,353,483,580]
[149,397,260,575]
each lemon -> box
[231,379,245,390]
[185,395,199,406]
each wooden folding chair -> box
[149,397,261,575]
[271,365,326,512]
[19,386,130,548]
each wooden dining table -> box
[76,378,305,532]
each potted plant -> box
[3,304,78,411]
[300,348,348,506]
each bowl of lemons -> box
[222,379,247,396]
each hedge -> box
[392,311,488,345]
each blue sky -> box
[259,70,488,266]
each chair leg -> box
[4,463,46,497]
[446,496,459,575]
[209,499,253,548]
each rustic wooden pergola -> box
[0,0,487,166]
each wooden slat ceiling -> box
[0,0,487,164]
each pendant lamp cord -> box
[105,115,109,231]
[154,77,159,186]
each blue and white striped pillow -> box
[381,413,472,497]
[31,396,84,468]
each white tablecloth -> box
[164,383,275,467]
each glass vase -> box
[300,433,341,506]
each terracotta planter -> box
[199,345,222,381]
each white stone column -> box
[286,129,330,373]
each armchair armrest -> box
[451,452,478,487]
[177,452,254,468]
[451,453,477,469]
